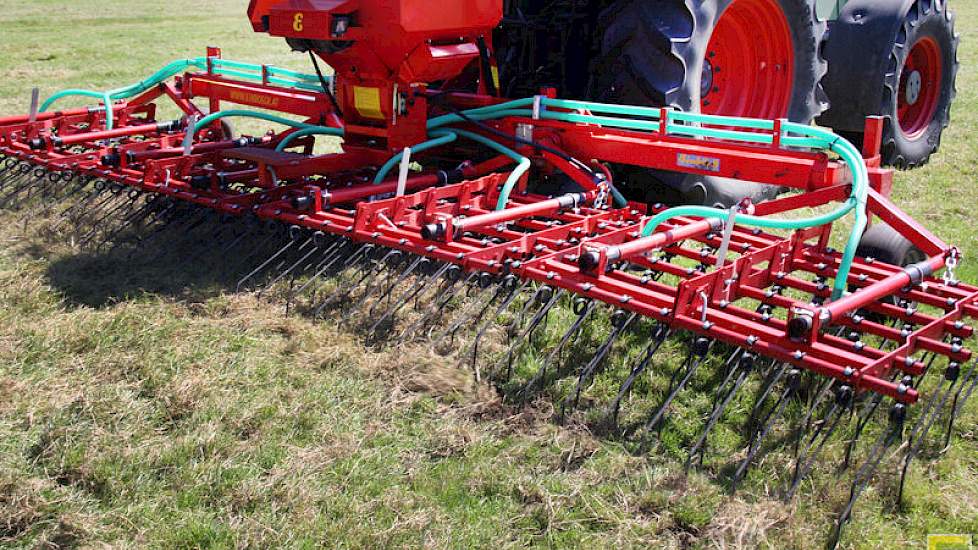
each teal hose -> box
[39,57,328,130]
[371,131,458,184]
[640,129,867,300]
[426,98,534,129]
[640,201,857,238]
[439,97,869,299]
[191,109,323,136]
[445,129,531,211]
[274,126,345,152]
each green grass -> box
[1,2,977,548]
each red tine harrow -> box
[1,1,975,545]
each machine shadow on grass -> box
[16,206,285,308]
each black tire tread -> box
[588,0,828,207]
[880,0,960,168]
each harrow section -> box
[2,49,976,545]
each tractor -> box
[491,0,959,239]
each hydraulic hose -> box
[274,126,346,152]
[190,109,328,138]
[438,97,870,300]
[639,128,867,300]
[371,131,459,184]
[447,129,531,211]
[39,57,329,130]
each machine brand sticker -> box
[677,153,721,173]
[229,90,280,108]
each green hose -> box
[436,97,869,300]
[639,127,867,300]
[274,126,345,152]
[39,57,329,130]
[426,98,534,129]
[191,109,324,136]
[371,131,458,184]
[445,129,531,211]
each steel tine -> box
[498,288,565,382]
[486,286,561,379]
[399,268,473,341]
[218,219,262,255]
[0,170,30,194]
[685,352,756,470]
[93,194,163,251]
[308,243,377,306]
[344,249,404,305]
[791,376,836,460]
[731,368,801,492]
[21,170,57,203]
[745,362,792,433]
[298,235,344,277]
[137,207,213,262]
[313,247,389,316]
[368,261,454,336]
[607,323,672,427]
[121,202,189,257]
[362,255,430,318]
[106,199,175,255]
[641,337,714,437]
[52,179,105,229]
[338,250,407,320]
[461,276,528,369]
[289,240,362,302]
[0,162,24,186]
[180,215,248,264]
[235,230,300,292]
[75,188,136,242]
[281,235,343,309]
[842,386,891,470]
[829,404,905,550]
[16,171,67,223]
[430,276,507,347]
[34,174,92,220]
[710,348,748,401]
[76,196,132,248]
[372,255,442,317]
[71,182,127,225]
[367,255,429,316]
[897,361,975,507]
[786,386,854,500]
[943,362,978,451]
[562,311,638,415]
[225,223,290,273]
[286,237,355,300]
[256,235,319,299]
[0,163,39,195]
[0,167,44,208]
[0,157,17,182]
[517,299,598,405]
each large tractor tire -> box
[589,0,828,207]
[819,0,959,169]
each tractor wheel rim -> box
[898,36,943,139]
[702,0,794,119]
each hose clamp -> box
[944,247,961,286]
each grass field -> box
[1,2,976,548]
